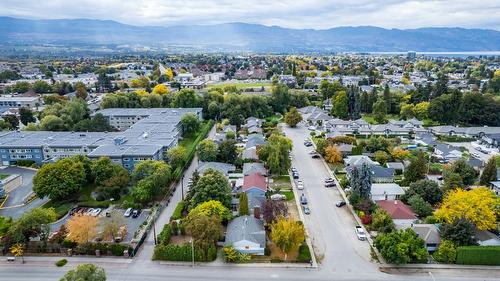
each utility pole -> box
[181,174,185,201]
[190,239,195,267]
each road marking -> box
[270,274,279,278]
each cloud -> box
[0,0,499,30]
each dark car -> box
[336,201,346,207]
[300,194,308,205]
[325,181,336,188]
[293,172,299,179]
[311,153,320,159]
[132,209,141,218]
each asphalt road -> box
[283,124,378,275]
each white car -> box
[355,226,367,241]
[90,208,102,217]
[308,126,316,131]
[124,208,133,217]
[270,194,287,201]
[297,180,304,190]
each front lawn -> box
[0,174,10,180]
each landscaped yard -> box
[0,174,10,180]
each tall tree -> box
[350,164,372,199]
[480,157,497,185]
[270,83,291,113]
[217,140,237,164]
[332,91,348,119]
[189,168,232,209]
[434,187,499,231]
[372,99,387,124]
[19,107,36,126]
[403,152,427,185]
[239,193,249,216]
[270,218,305,260]
[185,214,222,254]
[66,213,98,244]
[440,218,478,246]
[374,228,428,264]
[284,107,302,127]
[197,139,218,162]
[8,208,56,243]
[402,179,443,205]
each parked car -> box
[124,208,133,217]
[325,177,334,183]
[308,126,316,131]
[325,181,336,188]
[90,208,102,217]
[132,209,141,218]
[311,153,321,159]
[437,176,444,181]
[336,201,346,207]
[293,172,299,179]
[297,180,304,190]
[355,226,366,241]
[303,206,311,215]
[270,194,286,201]
[300,194,308,205]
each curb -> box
[156,260,316,269]
[380,264,500,275]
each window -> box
[0,149,5,152]
[124,164,130,168]
[123,158,130,161]
[1,155,6,159]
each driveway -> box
[0,166,47,219]
[283,124,378,274]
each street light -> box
[190,239,195,267]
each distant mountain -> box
[0,16,499,52]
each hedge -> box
[297,243,312,263]
[153,244,216,262]
[456,246,500,265]
[170,201,185,221]
[72,243,130,256]
[157,224,172,245]
[55,259,67,267]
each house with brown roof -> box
[242,173,267,215]
[376,200,418,229]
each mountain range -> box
[0,16,499,52]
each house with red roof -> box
[376,199,418,229]
[242,172,267,216]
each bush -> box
[170,201,185,221]
[433,240,457,264]
[108,243,129,256]
[61,239,77,249]
[456,246,500,265]
[223,246,250,263]
[153,244,206,261]
[55,259,67,267]
[16,159,36,167]
[297,243,312,263]
[157,224,172,245]
[73,243,128,256]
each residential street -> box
[283,124,378,274]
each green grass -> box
[272,175,291,183]
[42,201,74,219]
[0,174,9,180]
[208,82,271,90]
[281,191,294,201]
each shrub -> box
[223,246,250,263]
[153,244,207,261]
[108,243,129,256]
[432,240,457,264]
[55,259,68,267]
[361,214,372,225]
[170,201,185,221]
[157,224,172,245]
[61,240,77,249]
[297,243,312,263]
[16,159,36,167]
[456,246,500,265]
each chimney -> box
[254,206,261,219]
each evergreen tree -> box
[350,164,372,199]
[239,193,249,216]
[403,152,427,185]
[480,157,497,185]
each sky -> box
[0,0,499,30]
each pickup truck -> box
[355,226,367,241]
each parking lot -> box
[50,206,150,243]
[0,166,47,219]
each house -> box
[225,215,266,255]
[476,230,500,246]
[242,147,258,160]
[246,134,266,149]
[336,144,354,157]
[242,173,267,214]
[243,163,267,176]
[433,143,462,162]
[371,183,405,201]
[411,224,441,252]
[370,166,395,183]
[344,155,377,167]
[197,162,236,177]
[386,162,405,173]
[376,200,418,229]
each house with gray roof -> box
[197,162,236,177]
[412,224,441,252]
[344,155,377,167]
[371,183,405,201]
[243,162,267,176]
[225,215,266,255]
